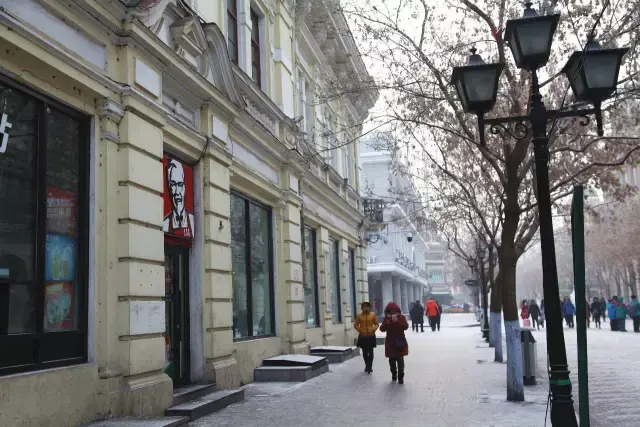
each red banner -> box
[162,155,194,240]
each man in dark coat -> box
[410,300,425,332]
[528,300,541,330]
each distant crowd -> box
[519,295,640,332]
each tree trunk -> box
[629,263,638,297]
[490,271,503,362]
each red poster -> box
[163,155,194,240]
[44,282,75,332]
[46,187,76,235]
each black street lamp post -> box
[451,2,628,426]
[477,242,490,342]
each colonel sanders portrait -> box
[163,159,195,238]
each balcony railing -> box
[363,198,385,223]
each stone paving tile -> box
[533,318,640,427]
[190,314,549,427]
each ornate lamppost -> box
[450,3,628,425]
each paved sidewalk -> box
[190,314,550,427]
[533,319,640,427]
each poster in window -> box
[162,155,194,240]
[44,282,75,331]
[46,186,76,235]
[45,234,75,281]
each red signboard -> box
[162,155,195,240]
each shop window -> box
[347,248,357,316]
[227,0,238,64]
[328,239,341,323]
[230,192,274,339]
[302,226,319,328]
[0,78,88,375]
[250,8,261,86]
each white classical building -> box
[359,141,430,315]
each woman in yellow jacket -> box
[354,301,379,374]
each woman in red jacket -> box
[379,302,409,384]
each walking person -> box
[585,299,590,328]
[520,301,530,327]
[426,298,439,331]
[409,302,417,332]
[600,297,608,322]
[616,296,628,332]
[529,300,541,330]
[590,297,602,329]
[379,302,409,384]
[629,295,640,333]
[354,301,379,374]
[412,300,425,332]
[539,299,546,328]
[607,297,618,331]
[435,301,443,330]
[563,297,575,328]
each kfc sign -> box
[0,113,12,153]
[163,155,194,240]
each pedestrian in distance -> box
[600,297,608,322]
[629,295,640,333]
[585,299,590,328]
[616,296,628,332]
[590,297,602,329]
[521,301,530,327]
[607,297,618,331]
[379,302,408,384]
[563,297,575,328]
[529,300,541,330]
[410,300,425,332]
[409,302,417,332]
[539,300,546,328]
[354,301,379,374]
[435,301,443,330]
[426,298,440,331]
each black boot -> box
[389,358,397,381]
[397,357,405,384]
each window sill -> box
[233,334,276,343]
[305,325,322,330]
[0,361,93,381]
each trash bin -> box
[521,329,537,385]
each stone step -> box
[310,346,359,363]
[254,364,329,382]
[172,383,216,406]
[165,389,245,421]
[261,354,327,369]
[80,417,189,427]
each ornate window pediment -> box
[170,16,208,74]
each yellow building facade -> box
[0,0,376,425]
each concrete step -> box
[172,383,216,406]
[165,389,245,421]
[80,417,189,427]
[254,364,329,382]
[310,346,359,363]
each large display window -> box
[230,192,275,340]
[0,78,89,375]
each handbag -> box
[523,319,531,328]
[391,335,407,350]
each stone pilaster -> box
[277,168,307,354]
[318,227,333,344]
[400,278,409,314]
[202,150,239,388]
[340,239,352,344]
[408,281,414,306]
[392,276,401,307]
[381,272,393,312]
[356,245,368,304]
[116,107,172,416]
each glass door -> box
[163,245,190,386]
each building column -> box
[277,179,307,354]
[318,227,333,345]
[392,276,401,307]
[340,238,352,345]
[400,278,409,313]
[414,284,421,303]
[114,106,172,415]
[356,245,368,304]
[202,147,239,387]
[381,272,393,313]
[408,281,414,306]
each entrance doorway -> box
[164,244,190,386]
